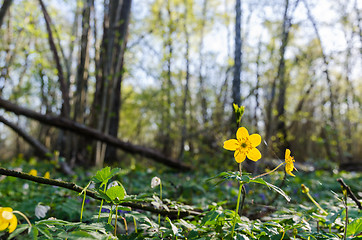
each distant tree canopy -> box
[0,0,361,169]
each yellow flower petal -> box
[8,215,17,233]
[234,150,246,163]
[247,148,262,161]
[1,208,13,212]
[29,169,37,176]
[0,221,9,231]
[249,134,261,147]
[223,139,240,151]
[285,149,291,159]
[44,172,50,179]
[286,165,295,176]
[236,127,249,140]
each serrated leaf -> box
[97,190,113,202]
[347,218,362,237]
[106,185,126,201]
[250,178,290,202]
[92,167,121,185]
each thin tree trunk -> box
[160,0,173,157]
[74,0,91,124]
[342,30,353,154]
[198,0,208,125]
[0,0,12,28]
[179,0,190,161]
[104,0,132,163]
[38,0,70,118]
[303,0,343,162]
[254,37,262,133]
[70,0,92,166]
[232,0,242,116]
[354,0,362,56]
[275,0,291,152]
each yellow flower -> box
[223,127,262,163]
[285,149,296,176]
[29,169,37,176]
[44,171,50,179]
[0,207,17,233]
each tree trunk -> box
[0,0,12,28]
[160,0,173,157]
[38,0,70,118]
[275,0,291,153]
[71,0,92,165]
[254,37,262,133]
[303,0,344,162]
[179,0,190,161]
[105,0,132,163]
[198,0,208,125]
[232,0,242,128]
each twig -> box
[337,178,362,210]
[0,167,202,219]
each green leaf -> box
[106,184,126,201]
[37,226,53,239]
[92,167,121,185]
[200,210,221,226]
[347,218,362,237]
[8,225,29,239]
[250,178,291,202]
[166,217,179,236]
[236,234,251,240]
[29,226,39,240]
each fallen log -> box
[0,98,192,171]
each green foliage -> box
[0,159,361,239]
[92,167,121,187]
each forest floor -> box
[0,156,361,239]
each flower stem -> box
[133,216,138,233]
[79,181,91,222]
[158,182,162,225]
[97,184,107,222]
[13,211,32,227]
[303,190,328,215]
[231,181,243,237]
[114,205,118,236]
[122,217,128,235]
[252,162,285,180]
[307,192,327,215]
[342,188,348,240]
[80,191,87,222]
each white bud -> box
[35,204,50,219]
[107,181,119,189]
[151,177,161,188]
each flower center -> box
[2,211,13,220]
[238,138,252,153]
